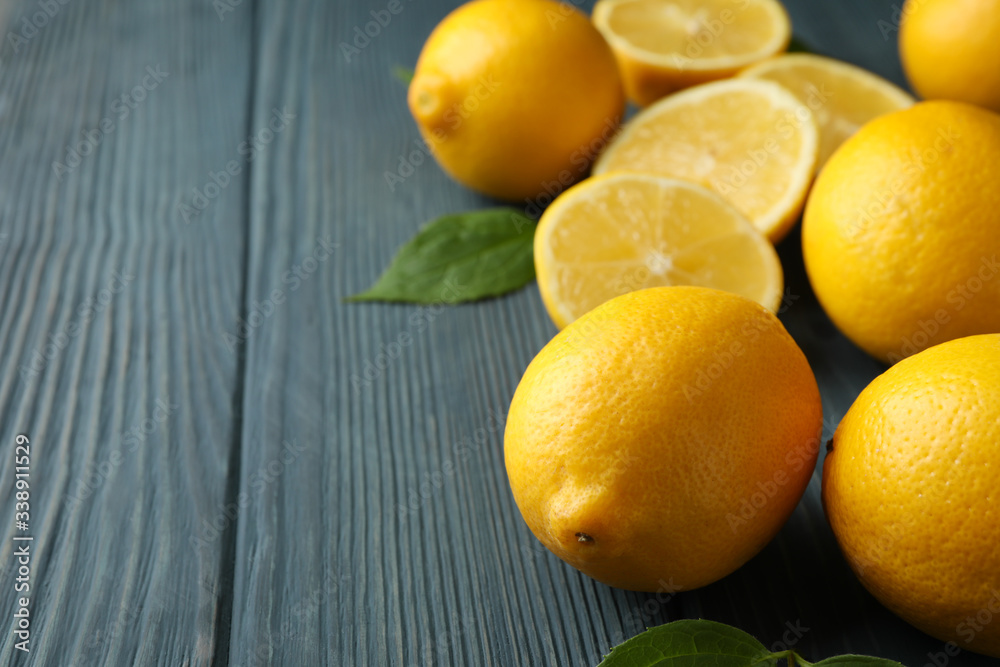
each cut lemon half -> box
[592,0,791,106]
[534,172,783,328]
[593,78,818,242]
[739,54,915,166]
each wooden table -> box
[0,0,993,665]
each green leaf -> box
[810,656,905,667]
[598,619,776,667]
[787,35,818,54]
[392,65,414,85]
[597,621,908,667]
[347,208,536,304]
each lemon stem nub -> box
[576,532,594,543]
[409,75,445,125]
[416,90,436,113]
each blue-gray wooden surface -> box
[0,1,994,665]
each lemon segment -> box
[535,172,783,328]
[593,78,818,242]
[739,53,915,166]
[593,0,791,106]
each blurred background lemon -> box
[803,101,1000,363]
[408,0,625,201]
[899,0,1000,113]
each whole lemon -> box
[802,101,1000,364]
[823,334,1000,657]
[504,286,823,592]
[408,0,625,202]
[899,0,1000,113]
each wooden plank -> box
[229,0,1000,665]
[0,0,252,664]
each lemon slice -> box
[739,54,915,166]
[534,172,783,328]
[593,78,818,242]
[592,0,791,106]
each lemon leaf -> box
[810,657,905,667]
[786,35,817,54]
[597,619,774,667]
[597,621,907,667]
[347,208,536,304]
[391,65,414,85]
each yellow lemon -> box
[899,0,1000,113]
[504,286,823,592]
[593,0,790,107]
[802,101,1000,364]
[823,334,1000,657]
[534,172,782,328]
[408,0,625,202]
[593,78,818,242]
[738,53,914,167]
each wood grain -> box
[0,0,252,664]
